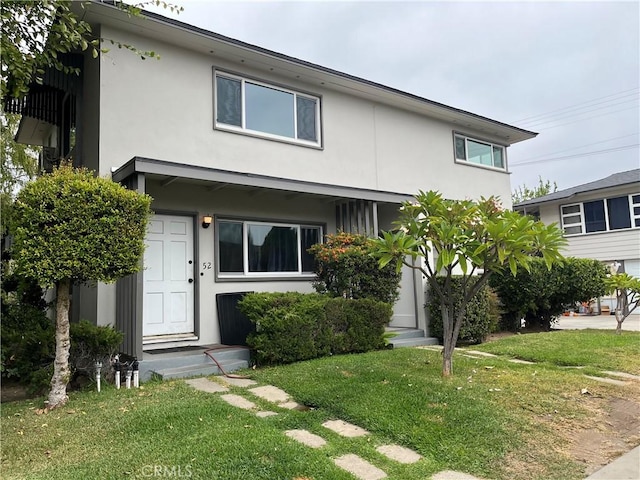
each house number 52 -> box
[202,262,212,270]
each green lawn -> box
[2,330,638,480]
[474,330,640,373]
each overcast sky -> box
[147,0,639,193]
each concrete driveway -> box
[555,314,640,331]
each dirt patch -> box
[1,381,34,403]
[564,395,640,476]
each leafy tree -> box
[11,164,152,409]
[605,273,640,334]
[1,113,39,235]
[490,257,608,331]
[512,176,558,204]
[1,0,182,100]
[372,191,566,376]
[309,232,401,304]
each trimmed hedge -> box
[239,292,392,365]
[427,277,499,345]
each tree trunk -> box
[615,309,624,335]
[48,279,72,409]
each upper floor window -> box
[560,194,640,235]
[217,219,322,278]
[454,134,506,170]
[215,71,321,147]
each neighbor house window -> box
[215,71,321,146]
[217,219,322,277]
[560,194,640,235]
[454,134,506,170]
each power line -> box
[519,96,638,128]
[513,133,639,163]
[512,88,639,124]
[510,144,639,167]
[530,105,639,131]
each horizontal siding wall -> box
[565,229,640,261]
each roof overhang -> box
[79,1,536,145]
[112,157,414,204]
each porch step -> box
[386,327,439,348]
[138,346,251,381]
[390,337,439,348]
[151,359,250,381]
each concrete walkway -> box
[555,314,640,331]
[585,445,640,480]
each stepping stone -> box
[184,377,229,393]
[334,454,387,480]
[584,375,628,386]
[220,394,257,410]
[601,371,640,381]
[431,470,482,480]
[215,377,257,388]
[279,401,304,410]
[256,411,278,418]
[461,354,483,359]
[322,419,369,437]
[508,359,536,365]
[464,350,497,357]
[248,385,290,403]
[285,429,327,448]
[376,444,422,464]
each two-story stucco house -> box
[515,169,640,313]
[7,1,537,371]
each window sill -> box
[454,159,508,173]
[216,274,316,282]
[214,124,323,150]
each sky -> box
[146,0,639,193]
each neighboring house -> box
[515,169,640,312]
[6,1,536,359]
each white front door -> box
[390,261,418,328]
[143,214,195,337]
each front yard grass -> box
[2,330,639,480]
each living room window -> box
[560,194,639,235]
[216,219,322,277]
[215,71,321,146]
[454,134,506,170]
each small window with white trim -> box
[454,134,507,170]
[215,71,321,146]
[454,134,506,170]
[217,219,322,278]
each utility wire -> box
[513,133,639,163]
[511,144,639,167]
[519,97,638,128]
[512,88,639,124]
[529,105,639,131]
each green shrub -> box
[1,311,123,392]
[239,292,392,365]
[309,232,401,304]
[490,257,608,330]
[428,277,499,345]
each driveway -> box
[555,314,640,331]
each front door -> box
[390,261,418,328]
[143,214,195,337]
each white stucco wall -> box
[96,26,512,203]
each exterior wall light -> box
[202,215,213,229]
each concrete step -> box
[141,347,250,371]
[386,327,426,340]
[151,359,250,381]
[390,337,439,348]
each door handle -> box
[188,278,194,283]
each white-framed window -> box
[560,194,639,235]
[632,194,640,228]
[214,71,321,147]
[216,219,322,278]
[454,133,506,170]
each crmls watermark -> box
[140,465,193,477]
